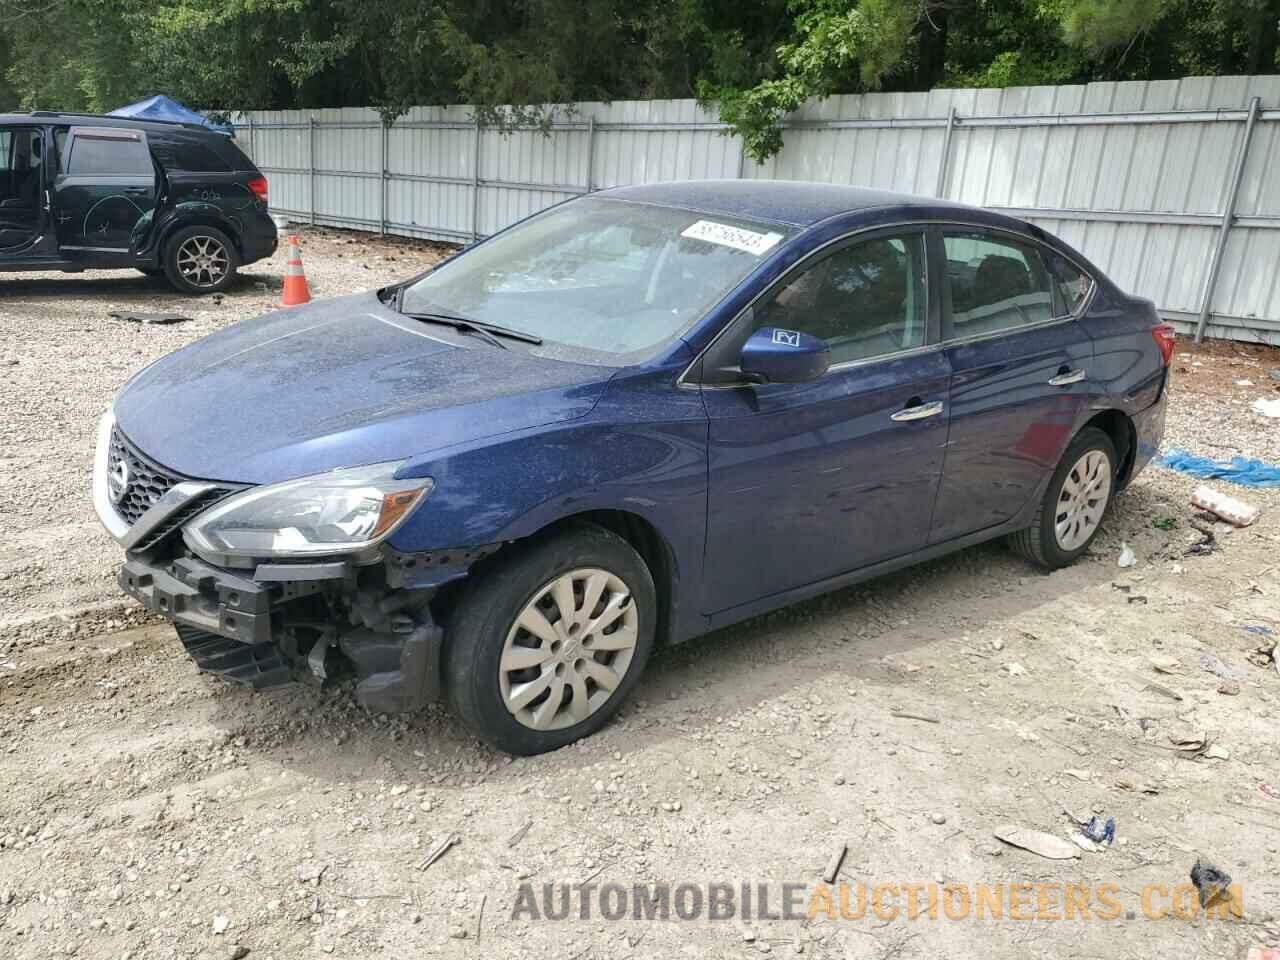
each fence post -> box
[308,115,317,226]
[1194,95,1261,344]
[737,136,747,179]
[935,106,957,198]
[380,119,388,237]
[471,119,481,242]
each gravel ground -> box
[2,228,1280,960]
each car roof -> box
[596,179,995,229]
[0,111,211,136]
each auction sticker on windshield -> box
[681,220,784,256]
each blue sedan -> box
[93,180,1172,754]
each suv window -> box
[754,233,928,365]
[152,139,232,173]
[942,232,1058,338]
[0,131,10,171]
[67,132,151,176]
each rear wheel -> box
[163,225,239,294]
[444,524,656,755]
[1009,426,1117,569]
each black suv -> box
[0,111,277,294]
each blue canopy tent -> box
[108,95,235,137]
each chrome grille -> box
[108,428,186,525]
[129,488,234,553]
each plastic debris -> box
[109,311,192,325]
[418,833,460,871]
[822,842,848,883]
[1153,516,1177,530]
[1185,524,1217,557]
[1149,655,1181,674]
[1118,543,1136,567]
[1200,651,1248,682]
[1159,448,1280,488]
[992,825,1081,860]
[1243,625,1275,638]
[1252,398,1280,418]
[1260,783,1280,801]
[1190,859,1233,908]
[1190,485,1261,527]
[1080,816,1115,846]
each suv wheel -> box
[163,225,238,294]
[444,524,656,755]
[1009,426,1118,569]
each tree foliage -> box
[1,0,1276,156]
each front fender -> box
[387,370,710,634]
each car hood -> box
[113,292,615,484]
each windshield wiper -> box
[401,309,543,347]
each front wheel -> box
[1008,426,1117,569]
[444,524,656,755]
[163,225,239,294]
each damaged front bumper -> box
[119,552,445,714]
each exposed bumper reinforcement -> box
[120,555,274,644]
[120,554,443,710]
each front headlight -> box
[183,462,432,561]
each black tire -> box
[1009,426,1118,569]
[444,523,656,755]
[162,225,239,295]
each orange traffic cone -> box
[281,234,312,306]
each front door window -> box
[755,233,928,364]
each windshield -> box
[400,197,796,360]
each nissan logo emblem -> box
[107,457,130,506]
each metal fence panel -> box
[234,75,1280,344]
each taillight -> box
[246,176,269,203]
[1151,323,1176,366]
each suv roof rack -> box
[27,110,209,132]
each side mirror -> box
[740,327,830,384]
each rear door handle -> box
[122,186,149,194]
[890,400,944,422]
[1048,367,1087,386]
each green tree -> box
[0,0,1274,144]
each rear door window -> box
[152,139,233,173]
[942,232,1056,339]
[66,129,152,176]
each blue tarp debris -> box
[108,95,234,136]
[1160,447,1280,487]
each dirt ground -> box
[2,228,1279,960]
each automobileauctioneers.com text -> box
[510,880,1244,923]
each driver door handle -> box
[890,400,944,422]
[1048,367,1087,386]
